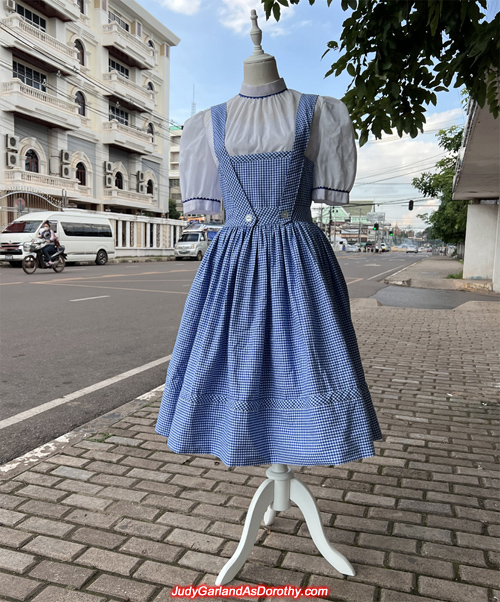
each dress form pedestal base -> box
[215,463,355,585]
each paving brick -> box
[31,586,105,602]
[89,474,138,488]
[61,494,113,512]
[46,455,91,468]
[195,503,247,523]
[160,463,206,477]
[368,507,422,524]
[418,576,489,602]
[18,517,74,538]
[87,574,156,602]
[334,514,389,534]
[0,573,41,601]
[171,474,216,490]
[421,542,487,567]
[114,517,169,540]
[0,507,26,526]
[120,456,164,470]
[0,547,36,573]
[105,436,142,446]
[240,563,304,586]
[22,535,85,561]
[309,574,376,602]
[263,531,318,554]
[85,461,131,475]
[71,527,127,549]
[181,489,229,506]
[344,491,396,508]
[133,560,200,587]
[459,565,500,588]
[123,467,171,483]
[14,472,62,488]
[29,560,95,588]
[157,510,211,532]
[178,549,228,573]
[15,485,67,503]
[426,514,483,534]
[456,531,500,552]
[298,525,356,547]
[114,445,152,458]
[79,450,124,463]
[76,547,140,576]
[16,499,71,519]
[65,509,120,529]
[358,533,418,554]
[380,591,447,602]
[49,466,96,481]
[316,499,366,517]
[393,523,452,544]
[135,481,182,497]
[389,551,454,579]
[426,491,480,507]
[142,493,196,513]
[54,479,104,496]
[0,525,33,548]
[95,486,147,502]
[397,499,453,514]
[0,492,24,510]
[221,541,282,566]
[208,520,254,541]
[167,528,225,553]
[119,536,182,563]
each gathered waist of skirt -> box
[224,205,314,228]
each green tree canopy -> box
[414,125,469,244]
[262,0,499,146]
[169,198,181,219]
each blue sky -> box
[143,0,498,231]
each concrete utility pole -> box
[358,208,362,245]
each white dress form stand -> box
[215,464,355,585]
[216,13,355,586]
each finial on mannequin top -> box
[243,9,280,86]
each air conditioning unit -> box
[137,170,145,182]
[104,161,113,174]
[60,149,71,164]
[137,182,146,194]
[61,164,71,178]
[4,0,16,12]
[105,174,114,188]
[5,134,19,151]
[6,151,19,168]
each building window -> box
[76,162,86,186]
[13,61,46,92]
[77,0,85,14]
[147,179,154,195]
[25,149,39,172]
[16,4,46,31]
[147,81,154,92]
[108,10,129,32]
[109,105,129,126]
[115,172,123,189]
[75,91,86,116]
[75,40,85,66]
[147,122,154,141]
[108,58,129,79]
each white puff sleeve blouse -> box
[179,79,357,215]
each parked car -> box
[0,210,116,266]
[346,244,360,253]
[406,245,418,253]
[380,243,391,252]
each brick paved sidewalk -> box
[1,301,499,602]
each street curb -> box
[0,384,164,479]
[383,257,426,286]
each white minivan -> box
[0,210,116,265]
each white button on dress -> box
[281,211,289,219]
[245,214,253,223]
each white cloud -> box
[218,0,294,38]
[159,0,201,16]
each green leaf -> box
[277,0,289,6]
[272,3,281,21]
[347,63,356,77]
[359,128,369,147]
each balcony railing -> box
[102,22,155,68]
[3,79,80,116]
[1,15,78,62]
[103,120,154,144]
[104,188,156,203]
[103,71,155,105]
[5,170,80,192]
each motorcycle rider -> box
[38,221,57,266]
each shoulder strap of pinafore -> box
[279,93,318,222]
[211,102,256,224]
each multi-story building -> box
[0,0,179,228]
[169,125,181,213]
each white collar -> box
[239,78,287,98]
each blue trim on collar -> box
[183,197,221,204]
[239,89,287,100]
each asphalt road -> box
[0,251,434,464]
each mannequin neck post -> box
[243,58,280,86]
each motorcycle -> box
[21,239,67,275]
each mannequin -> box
[243,10,280,85]
[214,11,356,586]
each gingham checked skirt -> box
[156,94,382,466]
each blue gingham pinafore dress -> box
[156,94,382,466]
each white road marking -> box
[0,355,172,431]
[367,266,412,281]
[70,295,110,302]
